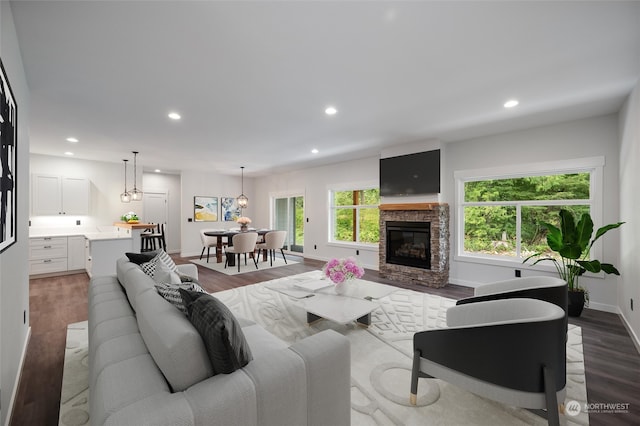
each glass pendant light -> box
[237,166,248,209]
[120,159,131,203]
[130,151,144,201]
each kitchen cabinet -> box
[32,174,90,215]
[67,236,86,270]
[29,237,68,275]
[29,235,89,275]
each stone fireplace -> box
[379,203,449,287]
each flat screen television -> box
[379,149,440,196]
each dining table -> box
[203,229,273,266]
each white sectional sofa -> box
[88,256,351,425]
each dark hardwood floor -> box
[10,255,640,425]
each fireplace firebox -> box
[385,221,431,269]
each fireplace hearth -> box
[379,203,449,288]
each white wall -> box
[0,3,30,424]
[180,170,254,257]
[253,157,381,270]
[619,80,640,348]
[444,114,622,312]
[29,154,144,232]
[142,172,181,252]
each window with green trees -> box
[330,188,380,244]
[461,172,592,259]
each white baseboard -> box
[5,327,31,426]
[585,301,619,314]
[619,312,640,355]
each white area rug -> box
[216,271,589,425]
[61,271,588,425]
[190,255,296,275]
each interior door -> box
[143,191,168,233]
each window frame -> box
[454,157,605,267]
[327,181,380,250]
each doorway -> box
[273,195,304,253]
[143,191,168,245]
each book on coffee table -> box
[294,279,334,292]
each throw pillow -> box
[153,258,181,284]
[180,289,253,375]
[125,252,157,265]
[155,282,207,315]
[140,255,160,277]
[155,249,178,272]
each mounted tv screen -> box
[379,149,440,196]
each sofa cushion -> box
[180,290,253,375]
[154,248,178,272]
[136,289,213,391]
[155,282,207,315]
[140,255,160,277]
[120,266,156,312]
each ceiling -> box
[10,1,640,177]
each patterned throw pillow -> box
[140,255,160,277]
[179,289,253,375]
[155,249,178,272]
[155,282,207,315]
[153,258,181,284]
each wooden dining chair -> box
[140,223,165,252]
[224,232,259,272]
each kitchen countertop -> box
[29,227,132,241]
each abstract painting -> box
[221,197,240,221]
[194,196,218,222]
[0,58,17,254]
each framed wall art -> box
[0,58,17,254]
[221,197,240,221]
[194,196,218,222]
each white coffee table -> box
[302,293,378,327]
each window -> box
[455,157,604,261]
[330,188,380,244]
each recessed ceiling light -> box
[168,112,181,120]
[311,148,319,154]
[64,151,74,156]
[66,137,79,143]
[504,100,519,108]
[325,106,337,116]
[155,169,161,173]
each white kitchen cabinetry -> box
[29,235,88,275]
[29,237,68,275]
[67,236,87,271]
[32,175,90,215]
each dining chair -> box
[199,229,225,263]
[255,230,288,266]
[224,232,259,272]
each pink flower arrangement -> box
[236,216,252,225]
[323,257,365,284]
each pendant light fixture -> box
[130,151,144,201]
[237,166,248,209]
[120,159,131,203]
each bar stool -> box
[141,223,166,252]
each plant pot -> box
[567,290,586,317]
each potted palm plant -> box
[523,209,624,317]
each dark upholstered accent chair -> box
[456,276,568,333]
[410,298,566,426]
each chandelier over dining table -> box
[237,166,248,209]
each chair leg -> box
[543,365,560,426]
[253,253,259,269]
[269,249,273,267]
[206,247,210,263]
[237,254,241,273]
[200,247,205,260]
[280,249,287,264]
[410,350,421,405]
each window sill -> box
[327,241,379,252]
